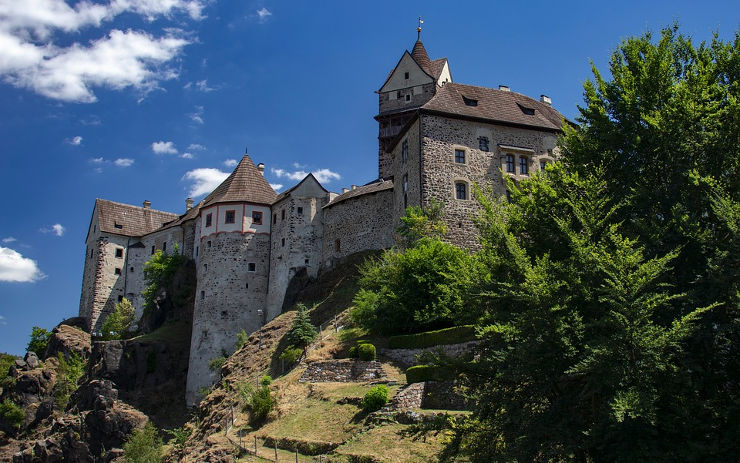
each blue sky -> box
[0,0,738,355]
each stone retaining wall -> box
[379,341,479,367]
[299,359,386,383]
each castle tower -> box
[185,154,277,405]
[375,30,452,180]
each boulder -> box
[24,352,39,369]
[45,323,91,361]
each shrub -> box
[124,422,163,463]
[279,347,303,365]
[260,375,273,386]
[285,304,318,349]
[361,385,389,412]
[405,365,454,384]
[27,326,51,356]
[101,298,135,340]
[357,343,376,361]
[54,352,85,410]
[235,329,249,350]
[142,248,188,314]
[388,325,477,349]
[164,426,190,450]
[249,386,276,425]
[0,399,25,429]
[0,353,18,389]
[348,346,358,358]
[208,356,226,372]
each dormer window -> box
[518,103,535,115]
[114,222,123,229]
[463,96,478,107]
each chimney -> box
[499,85,510,92]
[143,200,151,209]
[185,198,193,211]
[540,94,552,105]
[341,188,349,194]
[351,185,357,190]
[257,163,265,175]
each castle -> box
[78,35,564,405]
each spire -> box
[411,16,431,70]
[417,16,423,41]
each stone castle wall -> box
[389,119,422,228]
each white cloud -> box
[270,183,283,191]
[89,156,104,163]
[40,223,65,236]
[114,157,134,167]
[182,168,228,197]
[184,79,214,92]
[152,140,177,154]
[223,159,237,168]
[67,135,82,145]
[2,237,16,243]
[180,152,193,159]
[256,7,272,22]
[188,105,204,124]
[0,246,44,282]
[0,315,5,325]
[187,143,205,151]
[271,167,341,184]
[0,0,203,102]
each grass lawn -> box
[335,423,451,463]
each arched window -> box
[455,181,468,200]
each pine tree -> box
[285,304,318,349]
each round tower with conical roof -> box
[185,154,277,405]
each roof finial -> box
[417,16,423,41]
[245,146,248,154]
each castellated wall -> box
[186,229,270,406]
[266,181,329,320]
[321,189,395,268]
[420,114,559,249]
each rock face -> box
[44,323,91,361]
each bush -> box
[208,356,226,372]
[54,352,85,410]
[235,329,249,350]
[164,426,190,450]
[27,326,51,356]
[348,346,358,358]
[0,353,18,389]
[279,347,303,365]
[357,343,376,361]
[101,298,135,340]
[405,365,454,384]
[388,325,477,349]
[0,399,25,429]
[124,422,163,463]
[142,248,188,314]
[361,385,389,412]
[249,386,276,425]
[260,374,272,386]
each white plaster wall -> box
[380,52,434,92]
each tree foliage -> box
[101,297,136,340]
[142,247,188,313]
[27,326,50,356]
[396,198,447,246]
[285,304,318,349]
[124,422,163,463]
[53,352,85,410]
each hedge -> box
[358,343,376,361]
[388,325,477,349]
[405,365,455,384]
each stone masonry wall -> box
[379,341,479,368]
[389,119,421,229]
[186,230,270,405]
[90,235,130,333]
[299,359,386,383]
[420,114,559,249]
[321,189,394,269]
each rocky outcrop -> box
[44,323,91,361]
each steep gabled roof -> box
[273,173,328,203]
[95,199,179,237]
[427,58,448,81]
[421,82,563,132]
[201,154,277,207]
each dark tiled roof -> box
[95,199,179,237]
[324,180,393,209]
[201,154,277,207]
[422,83,563,131]
[427,58,448,80]
[411,40,431,71]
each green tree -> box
[284,304,318,349]
[53,352,85,410]
[142,247,188,313]
[124,422,162,463]
[27,326,50,356]
[101,297,136,340]
[396,198,447,246]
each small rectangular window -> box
[90,248,94,258]
[205,213,212,227]
[396,90,402,99]
[281,238,285,247]
[225,210,236,224]
[273,214,277,224]
[520,156,529,175]
[115,248,123,258]
[248,263,256,272]
[130,267,134,272]
[540,160,547,171]
[195,247,198,257]
[207,240,211,248]
[455,182,468,200]
[404,71,409,79]
[204,264,207,272]
[117,295,123,302]
[401,140,408,164]
[297,206,303,215]
[201,290,205,300]
[114,267,121,275]
[151,245,155,255]
[478,136,489,152]
[281,209,285,220]
[405,94,410,101]
[335,239,341,252]
[252,211,263,225]
[162,242,167,253]
[455,149,466,164]
[402,174,408,194]
[505,154,515,173]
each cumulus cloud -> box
[271,167,341,184]
[67,135,82,145]
[40,223,65,236]
[0,0,203,102]
[182,168,228,197]
[0,246,44,282]
[187,143,205,151]
[2,237,17,243]
[89,157,104,163]
[269,183,283,191]
[180,152,193,159]
[188,105,204,124]
[114,158,134,167]
[223,159,237,168]
[256,7,272,22]
[0,315,5,326]
[152,140,177,154]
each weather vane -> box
[417,16,423,40]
